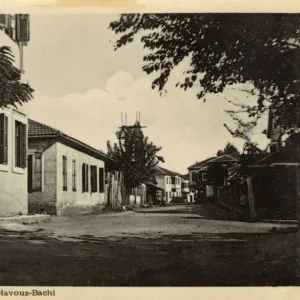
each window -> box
[72,159,76,191]
[82,163,89,192]
[62,156,67,191]
[171,177,175,184]
[202,172,207,181]
[192,172,198,182]
[90,165,97,193]
[28,154,42,192]
[99,168,104,193]
[34,155,42,190]
[0,114,8,165]
[15,121,26,168]
[165,191,168,200]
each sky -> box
[20,14,270,174]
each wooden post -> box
[247,176,257,222]
[110,174,114,208]
[107,173,111,207]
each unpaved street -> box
[0,205,297,286]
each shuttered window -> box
[72,159,76,191]
[34,155,42,190]
[99,168,104,193]
[15,121,26,168]
[82,163,89,192]
[171,177,175,184]
[62,156,67,191]
[90,165,97,193]
[28,153,43,192]
[0,114,8,165]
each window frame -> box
[14,120,26,169]
[72,159,76,192]
[99,167,104,193]
[90,165,98,193]
[0,113,8,166]
[33,153,42,191]
[62,155,68,191]
[82,163,89,193]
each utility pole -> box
[118,112,147,205]
[118,111,146,141]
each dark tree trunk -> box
[121,177,130,206]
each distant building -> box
[187,157,216,199]
[188,155,238,200]
[27,119,109,216]
[153,165,193,203]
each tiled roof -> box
[28,119,109,161]
[28,119,60,137]
[182,173,189,180]
[208,154,238,163]
[188,157,216,170]
[154,165,183,177]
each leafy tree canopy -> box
[107,121,164,190]
[110,14,300,138]
[0,46,34,108]
[216,142,240,157]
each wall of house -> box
[0,107,28,217]
[172,176,182,198]
[28,143,57,215]
[0,26,29,217]
[155,174,173,202]
[182,179,190,193]
[189,170,198,183]
[56,142,105,216]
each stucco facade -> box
[154,171,185,202]
[0,15,30,217]
[156,174,172,202]
[0,107,28,217]
[28,140,106,216]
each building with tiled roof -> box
[153,165,193,203]
[28,119,109,216]
[207,154,238,164]
[153,165,183,177]
[28,119,109,162]
[188,157,216,170]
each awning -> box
[146,182,164,191]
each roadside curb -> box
[0,214,51,225]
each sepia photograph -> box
[0,11,299,288]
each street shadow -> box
[0,227,297,287]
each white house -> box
[0,14,30,217]
[27,119,109,216]
[153,165,188,203]
[181,178,194,203]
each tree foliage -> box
[0,46,34,108]
[216,142,240,157]
[107,121,164,191]
[110,14,300,138]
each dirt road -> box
[0,206,297,286]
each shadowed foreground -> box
[0,211,297,286]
